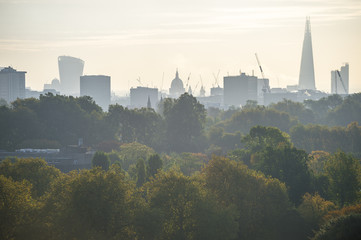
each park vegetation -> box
[1,93,361,239]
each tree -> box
[117,142,156,170]
[136,158,146,187]
[43,168,136,240]
[0,158,61,198]
[203,156,301,240]
[141,170,238,240]
[224,106,295,134]
[297,193,336,234]
[147,154,163,179]
[242,125,292,152]
[0,175,37,240]
[324,151,361,207]
[163,93,206,152]
[312,214,361,240]
[92,151,110,171]
[253,146,312,204]
[270,99,315,124]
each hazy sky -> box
[1,0,360,95]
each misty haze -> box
[1,0,361,239]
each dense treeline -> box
[1,93,361,155]
[1,92,361,239]
[1,149,360,239]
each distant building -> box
[44,78,61,92]
[298,17,316,90]
[210,86,223,96]
[264,88,327,105]
[25,88,60,99]
[223,73,269,107]
[80,75,111,111]
[264,88,298,105]
[130,86,159,109]
[331,63,349,95]
[58,56,84,95]
[0,66,26,103]
[169,70,185,98]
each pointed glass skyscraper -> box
[298,17,316,90]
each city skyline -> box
[1,0,360,94]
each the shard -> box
[298,17,316,90]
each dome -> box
[169,70,185,97]
[51,78,60,85]
[171,71,184,90]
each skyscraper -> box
[298,17,316,90]
[58,56,84,95]
[130,86,159,109]
[331,63,349,94]
[0,67,26,103]
[223,73,269,107]
[80,75,111,111]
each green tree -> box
[117,142,156,170]
[136,158,146,187]
[324,151,361,207]
[297,193,336,234]
[142,170,238,240]
[243,125,292,152]
[224,106,295,134]
[43,168,136,240]
[304,94,343,123]
[163,93,206,152]
[0,158,61,198]
[312,214,361,240]
[253,146,312,204]
[270,99,315,124]
[203,156,301,240]
[92,151,110,171]
[147,154,163,179]
[0,175,38,240]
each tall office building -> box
[223,73,269,107]
[130,86,159,109]
[331,63,349,94]
[58,56,84,95]
[0,67,26,103]
[298,17,316,90]
[80,75,111,111]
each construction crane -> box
[199,75,205,97]
[160,72,164,91]
[255,53,265,79]
[255,53,270,93]
[212,69,220,87]
[336,70,347,94]
[185,73,191,90]
[136,77,142,86]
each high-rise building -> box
[298,17,316,90]
[331,63,349,94]
[0,67,26,103]
[80,75,111,111]
[130,86,159,109]
[58,56,84,95]
[223,73,269,107]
